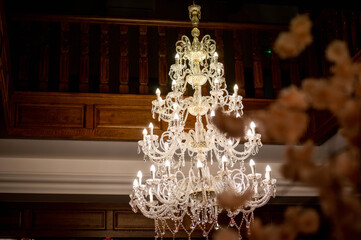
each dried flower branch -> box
[274,14,313,58]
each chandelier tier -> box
[129,3,276,239]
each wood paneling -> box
[114,211,154,230]
[32,210,105,229]
[0,209,21,230]
[8,92,273,141]
[15,103,85,128]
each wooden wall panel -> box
[114,211,154,230]
[94,105,157,129]
[0,209,21,230]
[15,103,85,128]
[32,210,105,230]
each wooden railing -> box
[8,14,294,98]
[2,9,361,143]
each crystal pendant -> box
[230,219,235,227]
[190,222,195,229]
[214,222,220,230]
[203,231,207,237]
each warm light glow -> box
[197,160,203,168]
[236,112,241,118]
[156,88,160,95]
[214,78,219,84]
[133,179,139,187]
[165,160,170,167]
[249,159,255,166]
[266,165,271,172]
[175,53,180,59]
[210,110,215,117]
[174,113,179,120]
[172,80,177,86]
[137,170,143,179]
[149,188,153,202]
[150,165,156,179]
[143,128,148,136]
[247,129,252,137]
[234,84,238,92]
[149,123,154,129]
[213,52,218,57]
[222,155,228,163]
[250,121,256,129]
[228,139,233,145]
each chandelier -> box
[129,3,276,239]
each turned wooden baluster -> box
[18,22,31,90]
[158,26,168,93]
[119,25,129,94]
[38,23,49,91]
[269,32,281,98]
[233,30,245,97]
[251,30,264,98]
[99,24,110,93]
[350,11,358,53]
[139,26,148,94]
[79,23,90,92]
[59,22,70,92]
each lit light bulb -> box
[210,110,215,117]
[249,159,255,176]
[165,160,171,175]
[265,165,272,181]
[149,123,154,135]
[250,121,256,130]
[174,113,179,121]
[197,160,203,178]
[213,52,218,58]
[175,53,180,59]
[197,160,203,168]
[137,170,143,185]
[133,179,139,187]
[228,139,233,145]
[172,80,177,86]
[156,88,160,96]
[149,188,153,202]
[247,129,252,137]
[234,84,239,92]
[221,155,228,171]
[214,78,219,84]
[143,128,148,136]
[150,165,156,180]
[236,112,240,118]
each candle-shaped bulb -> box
[137,170,143,185]
[175,53,180,59]
[148,123,154,135]
[234,84,239,93]
[236,112,241,118]
[221,155,228,171]
[210,110,215,117]
[250,121,256,130]
[133,179,139,187]
[150,165,156,179]
[228,139,233,145]
[156,88,160,96]
[247,129,252,137]
[165,160,171,175]
[174,113,179,121]
[249,159,255,175]
[266,165,272,181]
[214,78,219,84]
[143,128,148,136]
[213,52,218,58]
[172,80,177,86]
[197,160,203,168]
[149,188,153,202]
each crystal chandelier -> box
[129,3,276,239]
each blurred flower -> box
[217,189,253,211]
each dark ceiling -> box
[4,0,358,25]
